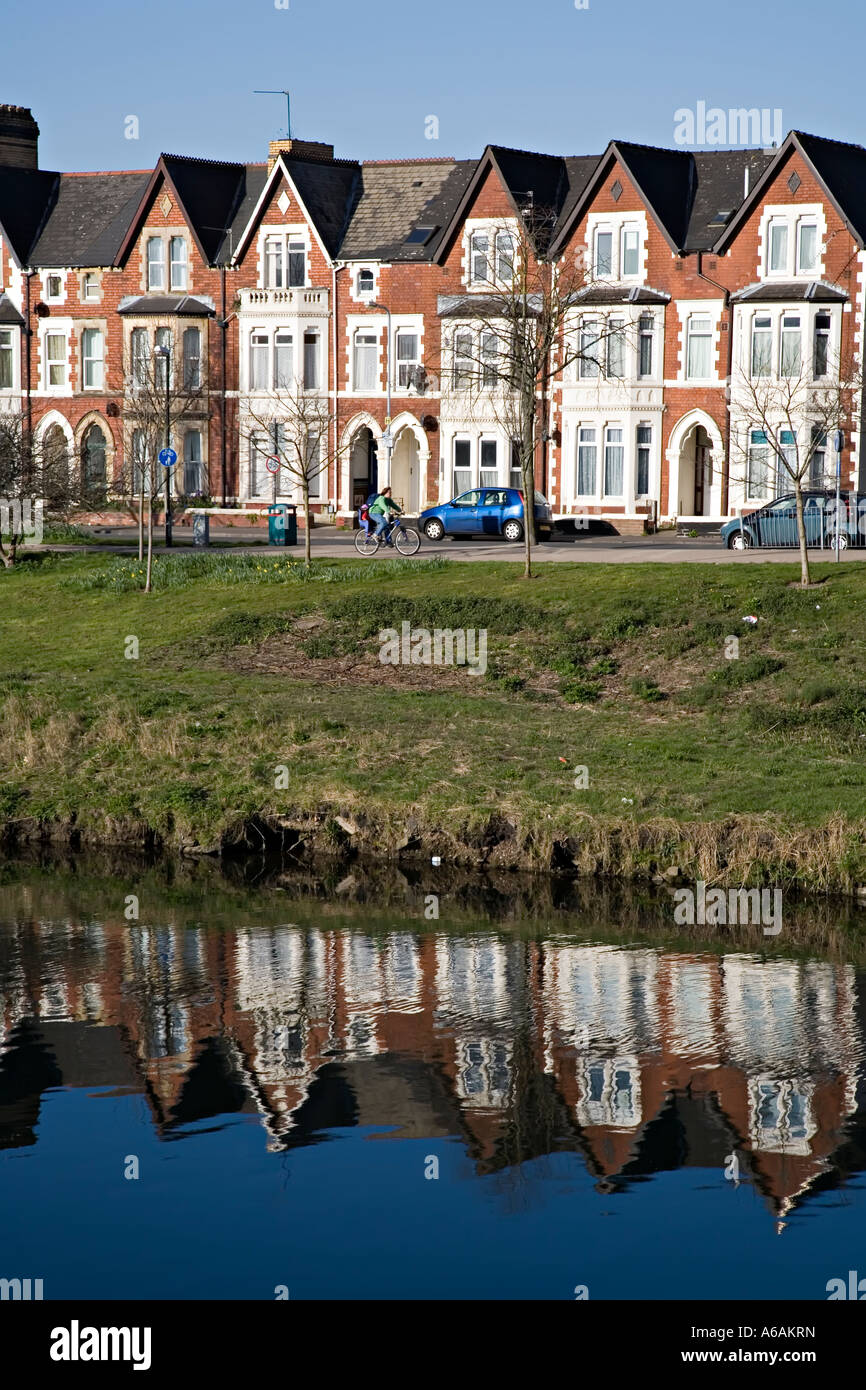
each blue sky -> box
[4,0,864,171]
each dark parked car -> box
[720,491,866,550]
[418,487,553,542]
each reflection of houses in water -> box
[0,909,865,1220]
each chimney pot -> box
[0,104,39,169]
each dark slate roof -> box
[731,280,847,303]
[487,145,585,252]
[0,166,58,264]
[685,149,776,251]
[568,284,670,305]
[339,159,475,261]
[0,292,24,324]
[607,141,697,248]
[794,131,866,246]
[161,154,247,264]
[285,157,359,259]
[554,155,605,239]
[437,292,543,317]
[117,294,214,316]
[29,171,151,267]
[217,163,269,265]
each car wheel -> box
[728,531,753,550]
[423,518,445,541]
[503,519,524,542]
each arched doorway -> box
[42,424,69,474]
[390,427,420,513]
[348,425,378,511]
[667,411,725,517]
[81,422,108,499]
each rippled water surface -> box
[1,857,865,1300]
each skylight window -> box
[403,226,438,246]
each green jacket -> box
[369,494,401,517]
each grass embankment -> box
[2,549,866,889]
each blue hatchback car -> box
[418,487,553,542]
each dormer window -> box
[495,232,514,283]
[264,234,306,289]
[765,213,821,277]
[357,268,374,295]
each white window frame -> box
[146,237,166,292]
[0,326,16,391]
[395,327,421,390]
[81,327,104,390]
[250,329,270,392]
[602,424,624,498]
[620,225,640,279]
[353,328,378,392]
[43,328,70,392]
[685,314,713,381]
[82,272,100,303]
[575,424,598,498]
[169,237,188,292]
[594,226,614,279]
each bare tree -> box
[729,353,860,586]
[0,410,78,567]
[239,385,348,566]
[116,324,207,590]
[441,210,630,578]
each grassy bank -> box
[2,549,866,889]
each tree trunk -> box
[303,486,311,566]
[522,417,536,580]
[793,477,811,587]
[145,492,154,593]
[137,491,143,562]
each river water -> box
[1,854,865,1301]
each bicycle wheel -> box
[354,529,379,556]
[393,525,421,556]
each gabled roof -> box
[115,154,248,268]
[117,294,214,316]
[0,292,24,324]
[339,158,474,262]
[230,151,361,266]
[685,150,775,251]
[434,145,596,263]
[713,131,866,253]
[29,171,151,267]
[730,280,847,303]
[549,140,695,256]
[0,166,58,265]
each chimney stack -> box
[268,138,334,170]
[0,105,39,169]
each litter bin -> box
[267,503,297,546]
[192,514,210,547]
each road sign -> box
[265,455,281,474]
[158,447,177,468]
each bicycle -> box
[354,516,421,557]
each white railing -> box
[238,287,328,311]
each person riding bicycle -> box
[368,487,402,545]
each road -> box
[38,525,866,564]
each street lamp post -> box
[154,344,173,548]
[369,302,392,489]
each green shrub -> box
[630,676,666,702]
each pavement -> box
[35,524,866,564]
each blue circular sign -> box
[158,447,177,468]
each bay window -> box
[131,327,148,388]
[780,313,801,376]
[603,426,624,495]
[452,330,473,388]
[606,318,626,378]
[0,328,13,388]
[183,430,204,494]
[779,429,797,493]
[579,319,600,378]
[636,424,651,496]
[748,429,770,497]
[274,331,293,388]
[577,425,597,495]
[809,427,828,488]
[182,327,201,389]
[250,332,269,390]
[751,315,772,377]
[265,237,283,289]
[453,438,471,494]
[813,312,830,377]
[495,232,514,283]
[480,439,498,488]
[638,314,654,377]
[288,240,305,287]
[303,329,319,389]
[306,435,322,498]
[509,440,522,491]
[155,327,171,387]
[481,331,498,387]
[132,428,149,495]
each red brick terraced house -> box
[1,102,865,530]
